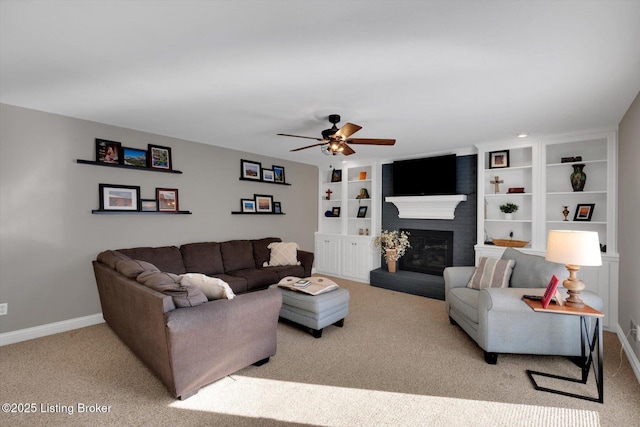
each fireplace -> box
[399,229,454,276]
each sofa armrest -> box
[297,250,314,277]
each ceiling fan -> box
[277,114,396,156]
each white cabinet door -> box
[315,234,341,276]
[341,237,373,282]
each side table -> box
[523,298,604,403]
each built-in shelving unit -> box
[77,159,183,174]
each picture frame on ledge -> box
[98,184,140,211]
[241,159,262,180]
[95,139,122,164]
[255,194,273,213]
[156,188,179,212]
[262,169,275,182]
[273,201,282,214]
[574,203,595,221]
[122,147,147,167]
[140,199,158,212]
[357,206,368,218]
[332,206,341,217]
[331,169,342,182]
[273,165,286,183]
[148,144,172,170]
[489,150,510,169]
[241,199,256,213]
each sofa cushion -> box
[263,265,306,280]
[220,240,255,272]
[180,273,235,300]
[117,246,186,274]
[252,237,282,267]
[115,259,160,278]
[208,274,249,294]
[227,268,280,291]
[97,250,131,269]
[137,271,207,307]
[180,242,225,275]
[467,257,515,290]
[263,241,301,267]
[501,248,567,288]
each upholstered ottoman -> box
[270,285,350,338]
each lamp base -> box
[563,264,585,308]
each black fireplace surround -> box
[399,229,454,276]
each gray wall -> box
[618,91,640,362]
[0,103,318,334]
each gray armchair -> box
[444,248,603,364]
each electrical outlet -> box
[632,318,640,343]
[0,303,7,316]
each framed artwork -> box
[574,203,595,221]
[95,139,122,164]
[241,159,262,180]
[489,150,510,169]
[241,199,256,213]
[98,184,140,211]
[156,188,179,212]
[273,165,286,183]
[262,169,275,182]
[140,199,158,212]
[255,194,273,213]
[332,206,341,217]
[273,201,282,214]
[148,144,172,170]
[357,206,368,218]
[122,147,147,167]
[331,169,342,182]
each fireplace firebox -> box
[399,229,454,276]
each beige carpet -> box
[1,277,638,426]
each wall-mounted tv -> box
[392,154,457,196]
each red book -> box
[541,275,560,309]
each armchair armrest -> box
[444,266,475,293]
[297,250,314,277]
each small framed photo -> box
[140,199,158,212]
[95,139,122,164]
[255,194,273,213]
[273,201,282,214]
[148,144,172,170]
[331,169,342,182]
[156,188,179,212]
[574,203,595,221]
[262,169,275,182]
[241,199,256,213]
[122,147,147,167]
[332,206,341,217]
[357,206,368,218]
[489,150,510,169]
[98,184,140,211]
[241,159,262,180]
[273,165,286,183]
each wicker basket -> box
[492,239,529,248]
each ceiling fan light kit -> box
[277,114,396,156]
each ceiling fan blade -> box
[340,143,356,156]
[347,138,396,146]
[277,133,324,141]
[290,142,326,152]
[334,123,362,139]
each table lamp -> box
[545,230,602,308]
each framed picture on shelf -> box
[255,194,273,213]
[332,206,341,217]
[489,150,510,169]
[574,203,595,221]
[140,199,158,212]
[262,169,275,182]
[122,147,147,167]
[98,184,140,211]
[156,188,179,212]
[273,165,286,183]
[357,206,368,218]
[148,144,172,170]
[273,201,282,214]
[241,159,262,180]
[241,199,256,213]
[95,139,122,164]
[331,169,342,182]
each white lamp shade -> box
[546,230,602,266]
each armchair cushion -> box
[501,248,566,288]
[466,257,515,289]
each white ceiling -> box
[2,1,639,167]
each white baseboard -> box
[617,323,640,384]
[0,313,104,346]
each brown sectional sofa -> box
[93,237,314,399]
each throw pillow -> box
[115,259,160,278]
[263,242,301,267]
[137,271,207,307]
[466,257,516,290]
[180,273,235,300]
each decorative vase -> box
[385,249,397,273]
[562,206,570,221]
[570,164,587,192]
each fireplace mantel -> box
[385,195,467,220]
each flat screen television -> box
[392,154,457,196]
